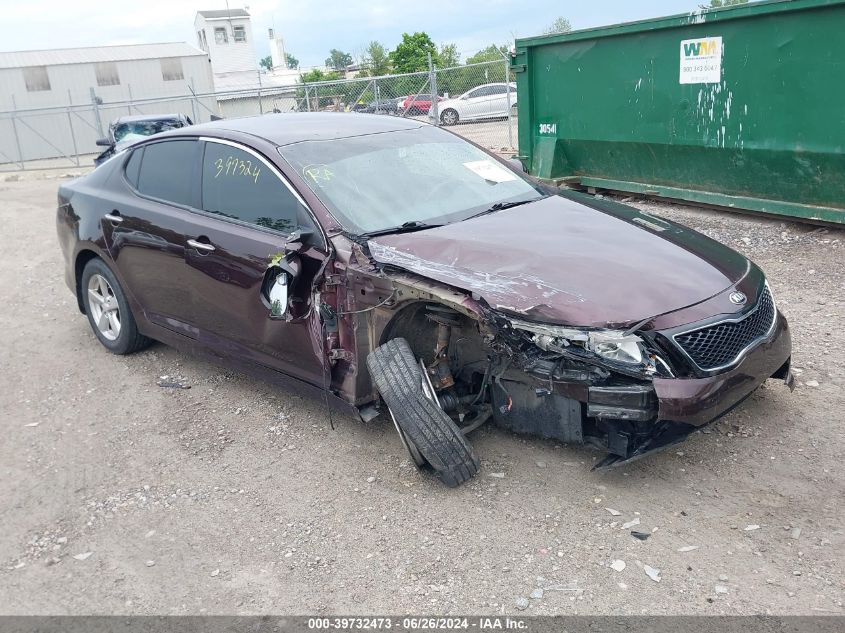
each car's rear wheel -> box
[441,109,459,126]
[81,258,152,355]
[367,338,480,487]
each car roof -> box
[179,113,426,146]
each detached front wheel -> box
[367,338,480,487]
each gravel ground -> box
[0,174,843,615]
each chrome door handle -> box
[187,239,215,252]
[103,213,123,223]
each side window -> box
[490,85,508,95]
[466,88,483,99]
[136,140,196,206]
[124,148,143,188]
[201,142,308,234]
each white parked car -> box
[437,83,517,126]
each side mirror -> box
[95,138,112,147]
[284,228,312,253]
[507,157,527,173]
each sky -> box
[2,0,711,68]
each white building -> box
[0,43,212,112]
[0,43,215,163]
[266,28,301,87]
[195,8,261,91]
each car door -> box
[104,139,199,337]
[181,138,328,386]
[486,84,511,118]
[460,87,488,120]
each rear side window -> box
[124,148,143,188]
[201,142,309,234]
[136,140,196,206]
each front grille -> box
[674,286,776,371]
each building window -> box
[233,26,246,42]
[95,62,120,87]
[214,27,228,44]
[160,58,184,82]
[23,66,51,92]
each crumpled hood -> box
[368,193,750,328]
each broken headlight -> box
[510,319,647,365]
[587,331,644,364]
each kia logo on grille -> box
[729,291,747,305]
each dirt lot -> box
[0,174,842,615]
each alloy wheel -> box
[87,273,121,341]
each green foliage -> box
[259,56,272,71]
[390,32,438,73]
[325,49,353,71]
[542,16,572,35]
[362,41,391,76]
[438,43,460,69]
[285,53,299,69]
[300,68,341,83]
[466,44,508,65]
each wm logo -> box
[684,40,719,56]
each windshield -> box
[279,126,544,234]
[112,119,183,143]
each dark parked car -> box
[354,99,400,115]
[93,114,193,166]
[58,113,793,487]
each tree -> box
[390,32,439,73]
[259,56,272,71]
[542,16,572,35]
[438,43,460,68]
[300,68,340,83]
[325,49,353,71]
[285,53,299,69]
[362,40,391,76]
[704,0,749,6]
[466,44,508,65]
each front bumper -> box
[588,310,792,469]
[653,310,792,427]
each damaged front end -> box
[357,271,690,470]
[480,312,685,470]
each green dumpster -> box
[512,0,845,225]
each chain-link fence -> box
[0,59,516,172]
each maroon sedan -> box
[57,113,793,487]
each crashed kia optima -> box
[57,113,793,487]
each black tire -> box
[80,258,152,355]
[441,109,459,126]
[367,338,480,487]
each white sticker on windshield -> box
[462,160,517,183]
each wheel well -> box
[74,250,100,313]
[379,301,487,372]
